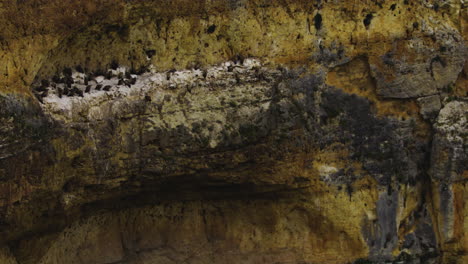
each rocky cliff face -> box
[0,1,466,263]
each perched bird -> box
[63,67,72,76]
[57,87,63,98]
[110,61,119,70]
[75,65,84,73]
[41,79,50,87]
[73,87,83,97]
[166,69,176,81]
[85,85,91,93]
[145,49,156,59]
[52,75,61,83]
[64,76,73,87]
[95,84,102,91]
[34,86,47,92]
[235,54,244,65]
[137,65,149,75]
[105,71,113,80]
[35,93,44,104]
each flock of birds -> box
[33,57,258,104]
[32,63,141,103]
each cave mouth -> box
[7,183,362,264]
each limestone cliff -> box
[0,0,466,263]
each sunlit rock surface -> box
[0,0,466,263]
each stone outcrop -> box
[430,101,468,264]
[0,1,466,263]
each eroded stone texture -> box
[430,101,468,263]
[417,95,442,121]
[369,27,466,98]
[0,59,442,264]
[0,247,17,264]
[16,197,370,264]
[431,101,468,183]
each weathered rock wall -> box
[0,0,466,263]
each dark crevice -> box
[206,24,216,34]
[313,13,322,30]
[363,13,373,29]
